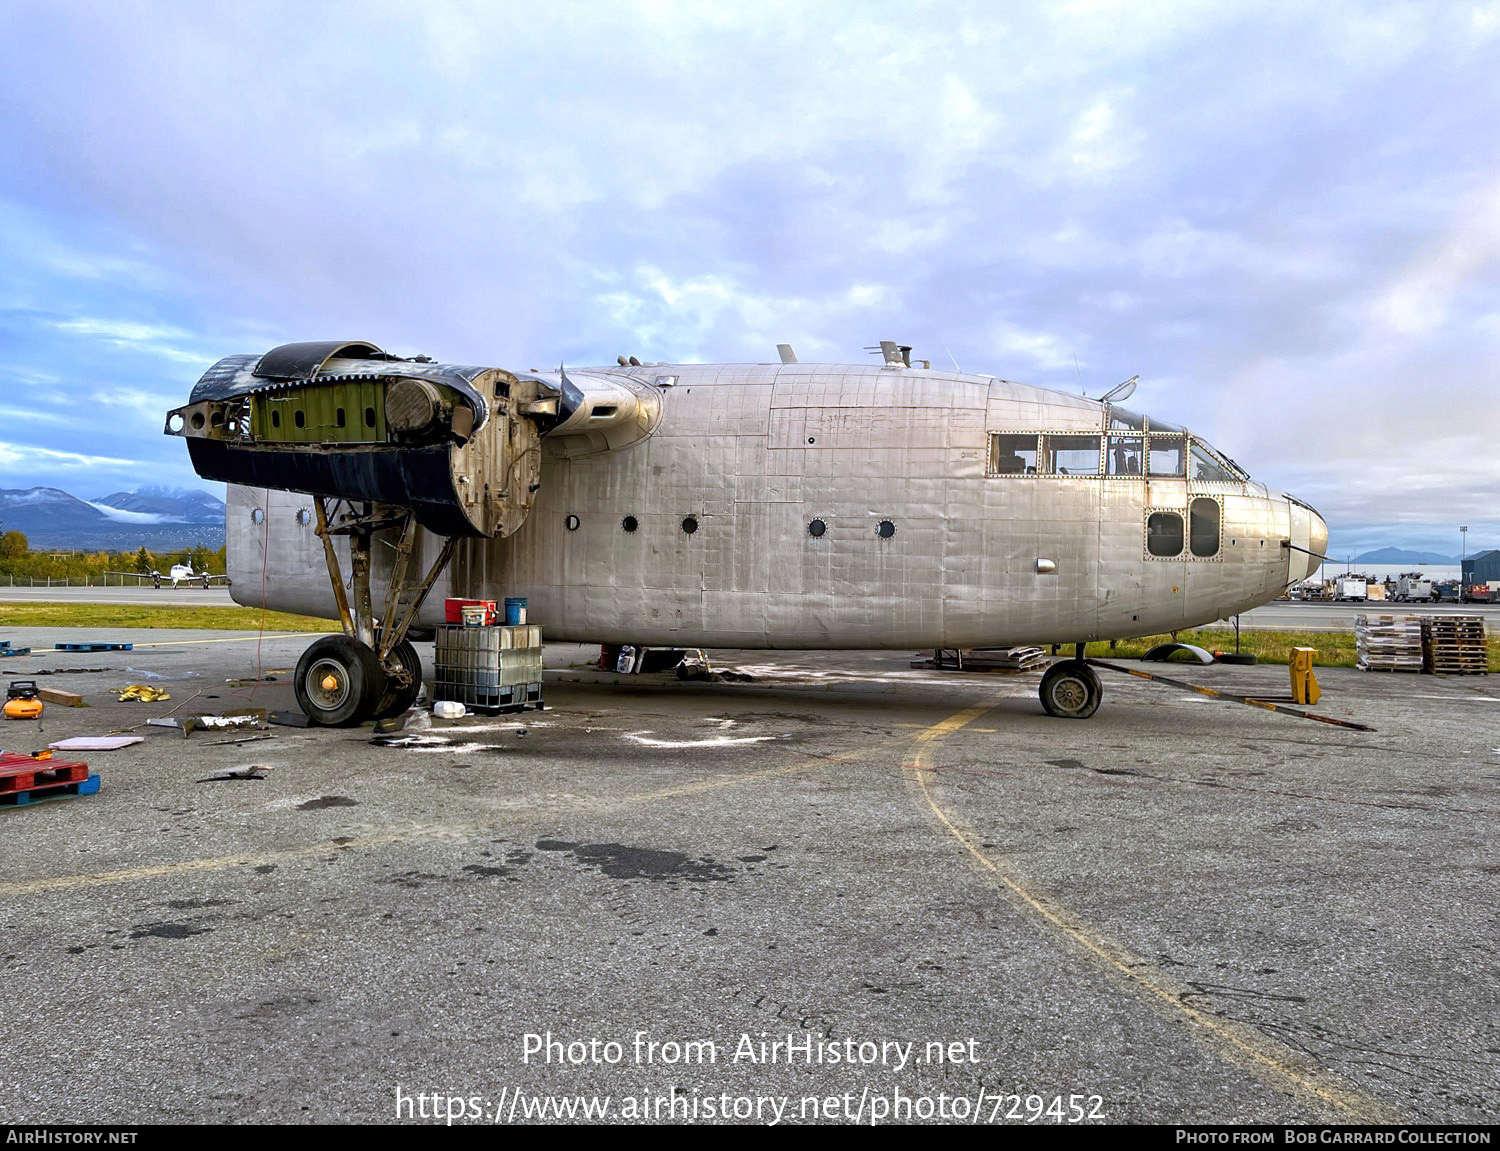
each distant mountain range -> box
[1352,547,1485,565]
[0,485,225,550]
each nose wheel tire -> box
[370,639,423,721]
[295,635,382,726]
[1039,659,1103,719]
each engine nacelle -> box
[166,341,548,538]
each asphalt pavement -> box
[0,629,1494,1124]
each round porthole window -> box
[250,507,265,525]
[565,515,580,531]
[681,516,699,535]
[808,518,827,538]
[876,519,896,539]
[621,515,639,533]
[295,508,313,527]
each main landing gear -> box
[292,499,458,727]
[1039,644,1103,719]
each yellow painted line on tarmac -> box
[131,633,331,647]
[902,695,1402,1125]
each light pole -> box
[1461,526,1469,601]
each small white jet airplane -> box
[155,562,229,589]
[104,562,229,589]
[165,340,1327,725]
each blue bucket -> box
[503,597,527,625]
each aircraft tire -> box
[295,635,382,727]
[370,640,423,721]
[1039,660,1102,719]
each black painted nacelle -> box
[166,341,553,539]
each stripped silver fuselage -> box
[227,362,1326,648]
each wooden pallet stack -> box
[1421,616,1489,675]
[1355,614,1424,671]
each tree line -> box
[0,527,225,580]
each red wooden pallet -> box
[0,754,90,796]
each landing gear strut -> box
[294,499,459,727]
[1039,643,1103,719]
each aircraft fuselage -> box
[225,362,1326,649]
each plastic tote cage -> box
[433,623,543,712]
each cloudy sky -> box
[1,1,1497,557]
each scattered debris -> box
[48,735,144,751]
[675,662,757,683]
[37,688,85,708]
[209,734,275,746]
[118,684,171,703]
[0,642,32,658]
[372,733,452,748]
[227,676,279,686]
[1088,658,1375,731]
[183,709,267,738]
[55,642,132,652]
[373,714,408,735]
[1142,643,1216,665]
[197,764,274,783]
[112,690,204,735]
[913,646,1050,672]
[269,711,312,728]
[8,667,109,675]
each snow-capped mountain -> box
[0,485,225,549]
[91,485,226,525]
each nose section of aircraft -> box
[1286,496,1328,583]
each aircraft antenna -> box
[1074,354,1085,397]
[941,342,961,372]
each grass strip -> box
[0,602,332,633]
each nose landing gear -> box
[1039,644,1103,719]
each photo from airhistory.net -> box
[0,0,1496,1137]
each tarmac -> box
[0,627,1496,1125]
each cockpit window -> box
[1190,442,1241,482]
[1107,434,1143,476]
[1148,434,1185,477]
[1043,434,1101,475]
[1108,407,1145,431]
